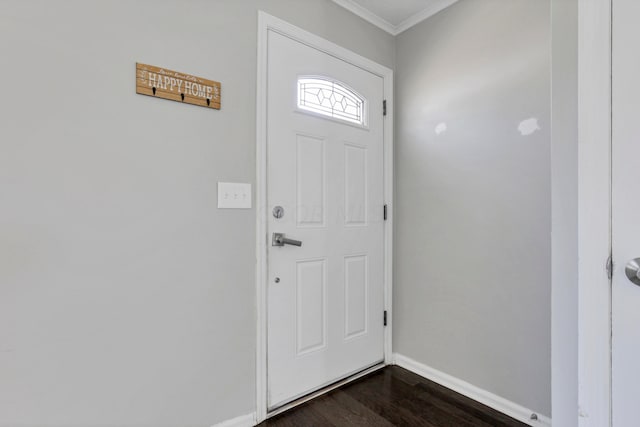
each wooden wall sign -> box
[136,63,221,109]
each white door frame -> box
[576,0,612,426]
[254,11,394,423]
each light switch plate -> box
[218,182,251,209]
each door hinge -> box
[607,254,614,280]
[383,204,388,221]
[383,310,388,326]
[383,100,387,116]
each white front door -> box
[266,30,385,410]
[612,0,640,424]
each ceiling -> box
[331,0,459,35]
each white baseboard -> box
[211,413,256,427]
[393,353,551,427]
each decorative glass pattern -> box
[298,78,366,125]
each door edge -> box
[575,0,612,426]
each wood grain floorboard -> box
[308,391,396,427]
[259,366,529,427]
[341,375,439,426]
[378,376,490,427]
[413,378,526,426]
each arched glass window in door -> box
[297,77,366,126]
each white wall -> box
[393,0,551,417]
[0,2,394,426]
[550,0,579,424]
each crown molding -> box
[394,0,459,34]
[331,0,396,34]
[332,0,459,36]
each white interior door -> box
[266,30,385,410]
[612,0,640,424]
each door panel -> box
[295,259,327,355]
[344,144,368,225]
[266,31,385,409]
[296,134,326,227]
[612,0,640,424]
[344,255,368,339]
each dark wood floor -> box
[259,366,529,427]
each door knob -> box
[272,233,302,247]
[625,258,640,286]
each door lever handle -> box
[272,233,302,247]
[626,258,640,286]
